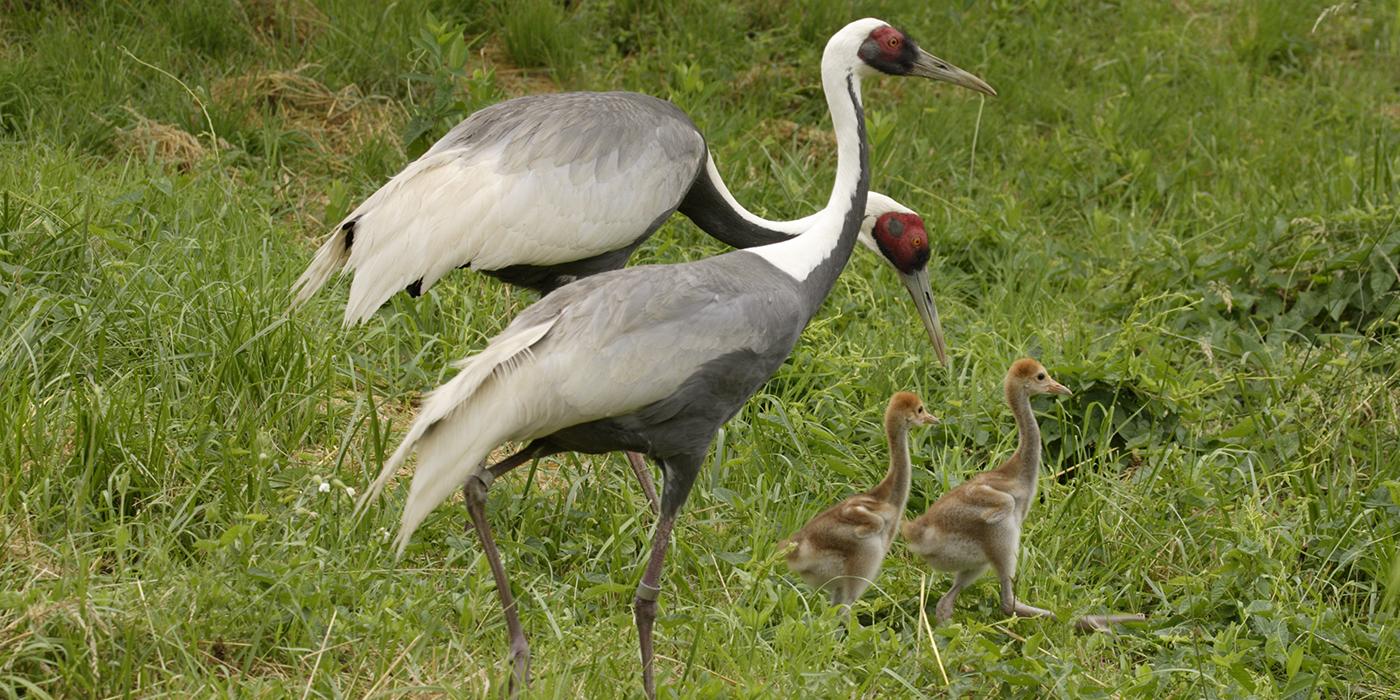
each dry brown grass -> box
[239,0,327,45]
[756,118,836,152]
[213,65,404,160]
[114,109,229,171]
[2,514,59,582]
[477,39,560,98]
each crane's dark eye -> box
[885,36,901,50]
[1036,372,1046,380]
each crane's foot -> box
[1074,613,1147,633]
[934,594,956,624]
[1010,601,1054,619]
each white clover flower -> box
[345,486,357,498]
[318,481,331,493]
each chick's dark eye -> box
[916,406,924,413]
[1036,372,1046,380]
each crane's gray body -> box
[294,89,911,335]
[428,91,714,292]
[427,91,702,176]
[429,91,794,292]
[507,253,810,509]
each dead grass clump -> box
[477,39,559,97]
[1,514,63,591]
[213,65,403,161]
[733,61,801,95]
[115,109,228,171]
[239,0,326,45]
[756,118,836,152]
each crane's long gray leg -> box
[935,566,985,623]
[634,453,701,700]
[463,443,551,694]
[625,451,661,514]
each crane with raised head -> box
[291,26,994,363]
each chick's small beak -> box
[898,267,949,367]
[919,413,941,426]
[1047,380,1072,396]
[911,49,997,96]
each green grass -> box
[2,0,1398,696]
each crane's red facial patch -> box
[870,26,905,56]
[859,26,920,77]
[872,212,930,274]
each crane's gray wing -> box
[494,252,806,430]
[330,92,707,325]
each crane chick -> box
[783,391,938,606]
[903,359,1069,623]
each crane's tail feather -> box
[291,225,352,309]
[351,318,559,549]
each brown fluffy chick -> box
[782,391,938,606]
[903,358,1070,623]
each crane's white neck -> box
[693,154,893,256]
[696,154,823,237]
[749,55,868,282]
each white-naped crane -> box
[352,19,994,698]
[291,33,994,364]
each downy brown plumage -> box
[903,359,1145,631]
[903,358,1067,622]
[783,391,937,606]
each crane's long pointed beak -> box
[911,49,997,96]
[898,267,949,367]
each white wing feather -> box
[290,93,706,327]
[353,316,557,523]
[329,145,696,326]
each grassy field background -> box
[2,0,1399,696]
